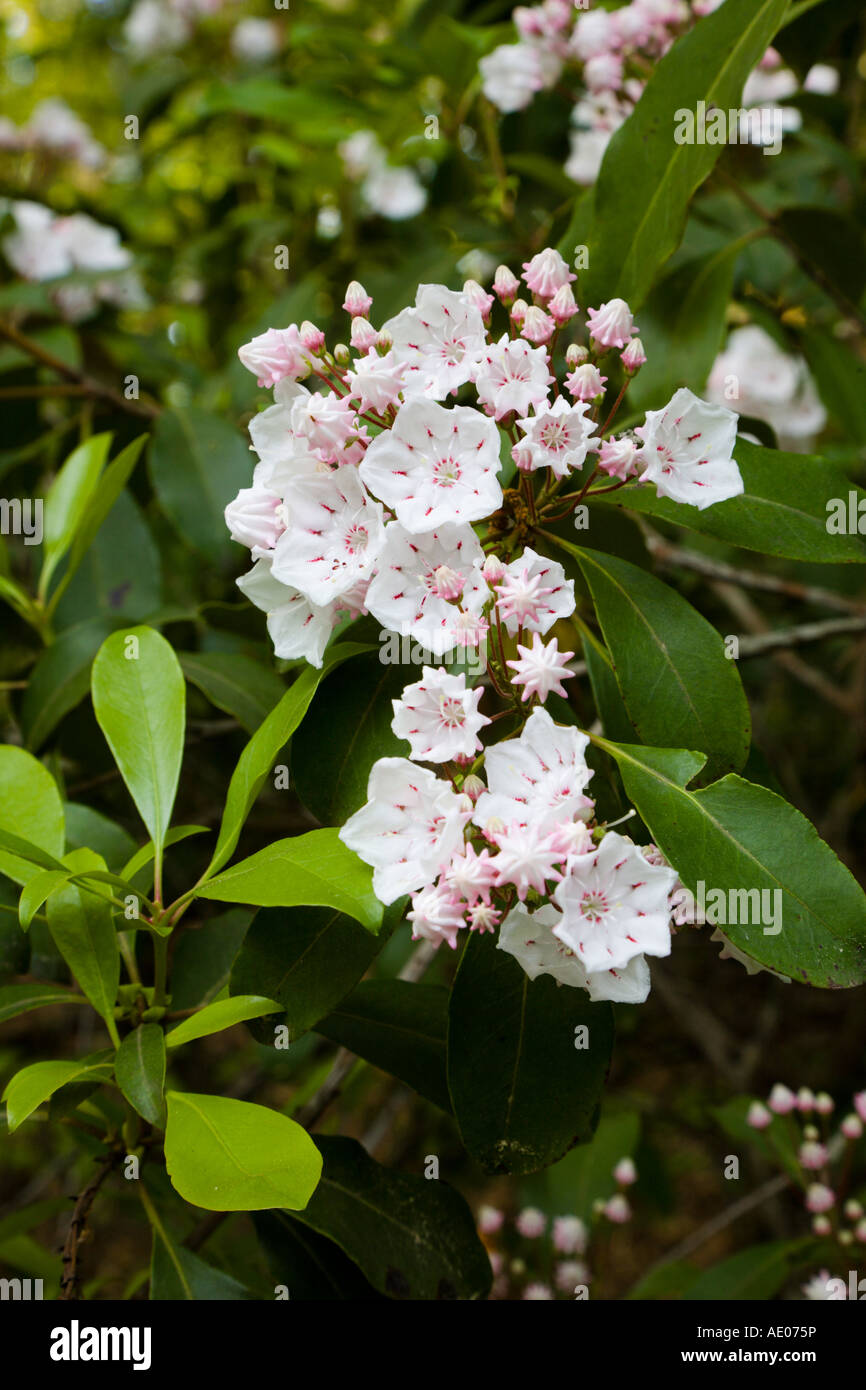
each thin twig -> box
[647,536,866,615]
[0,318,159,420]
[58,1150,120,1300]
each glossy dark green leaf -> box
[688,1240,817,1300]
[0,983,85,1025]
[115,1023,166,1127]
[45,848,120,1038]
[150,1224,257,1300]
[149,407,251,563]
[254,1211,383,1301]
[230,901,399,1043]
[180,651,285,734]
[169,909,252,1011]
[317,980,450,1111]
[447,929,614,1175]
[597,738,866,987]
[22,619,117,751]
[293,1136,491,1300]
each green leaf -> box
[150,1226,256,1300]
[549,539,750,779]
[0,747,65,886]
[91,627,186,872]
[579,0,791,306]
[317,981,450,1111]
[18,867,76,929]
[54,488,162,628]
[51,436,148,611]
[206,641,371,877]
[64,804,141,874]
[447,929,614,1175]
[713,1096,801,1184]
[2,1052,114,1132]
[45,849,120,1037]
[292,1136,492,1300]
[774,206,866,306]
[688,1240,816,1300]
[169,909,252,1011]
[21,620,118,751]
[542,1112,642,1224]
[148,408,251,563]
[597,738,866,987]
[180,651,285,734]
[292,650,411,826]
[230,902,398,1043]
[164,1091,322,1211]
[254,1212,382,1301]
[0,983,85,1025]
[115,1023,166,1127]
[802,328,866,445]
[627,243,744,412]
[166,995,281,1048]
[596,439,866,564]
[197,828,383,933]
[39,433,112,599]
[121,825,210,882]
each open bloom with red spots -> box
[635,387,743,509]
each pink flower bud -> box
[621,337,647,373]
[463,278,494,323]
[812,1215,832,1236]
[548,283,578,325]
[333,343,350,364]
[493,264,520,306]
[799,1141,828,1171]
[798,1087,816,1114]
[815,1092,834,1116]
[521,305,555,344]
[481,554,507,584]
[565,363,607,401]
[613,1157,637,1187]
[841,1114,863,1140]
[350,316,380,351]
[300,320,325,354]
[522,246,575,300]
[599,436,638,481]
[856,1220,866,1244]
[604,1194,632,1224]
[839,1230,853,1247]
[478,1204,504,1234]
[552,1216,587,1255]
[343,280,372,316]
[432,564,465,600]
[512,443,534,472]
[461,774,485,802]
[747,1101,772,1131]
[768,1083,797,1115]
[805,1183,835,1215]
[482,816,505,844]
[853,1090,866,1123]
[565,343,589,368]
[586,298,637,350]
[516,1207,546,1239]
[844,1200,863,1222]
[510,297,528,325]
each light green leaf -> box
[197,828,383,933]
[164,1091,322,1211]
[45,849,120,1038]
[49,435,148,612]
[0,983,86,1025]
[39,433,112,599]
[165,995,281,1048]
[91,627,185,874]
[18,868,76,929]
[0,747,64,886]
[2,1052,114,1132]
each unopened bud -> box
[548,283,578,325]
[350,317,379,351]
[510,298,528,325]
[461,774,485,802]
[300,320,325,354]
[565,342,588,368]
[493,264,520,306]
[343,280,372,316]
[333,343,350,364]
[621,337,647,373]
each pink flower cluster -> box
[229,251,745,999]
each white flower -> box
[248,381,324,491]
[362,164,427,220]
[492,822,564,900]
[125,0,189,55]
[565,128,613,184]
[479,43,546,113]
[473,706,593,835]
[230,18,280,62]
[359,398,502,533]
[570,8,616,60]
[514,397,597,479]
[271,466,384,606]
[365,522,489,656]
[474,334,553,420]
[495,547,575,635]
[236,558,337,667]
[636,387,743,509]
[289,390,365,466]
[344,349,405,414]
[803,64,839,95]
[2,201,71,279]
[706,325,826,451]
[339,757,471,903]
[26,99,104,166]
[497,903,652,1001]
[224,485,285,553]
[391,666,490,763]
[339,129,384,179]
[507,633,576,704]
[552,832,677,974]
[380,285,486,400]
[802,1270,846,1301]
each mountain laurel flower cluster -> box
[0,199,143,320]
[228,247,745,1003]
[479,0,837,184]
